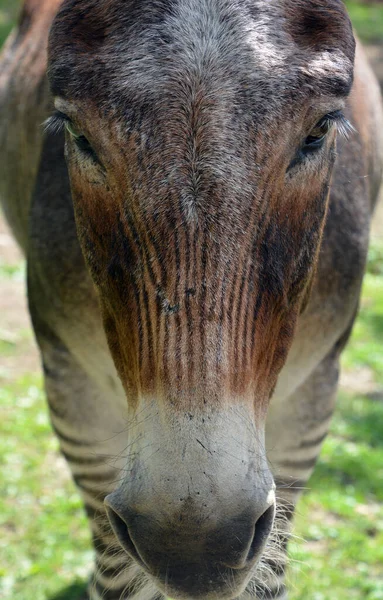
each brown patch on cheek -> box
[281,167,331,276]
[101,302,143,405]
[243,166,332,408]
[68,153,123,277]
[68,158,154,402]
[249,300,298,414]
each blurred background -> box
[0,1,382,599]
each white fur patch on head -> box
[304,49,354,83]
[106,0,295,104]
[246,25,288,70]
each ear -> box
[285,0,355,61]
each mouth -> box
[151,560,256,600]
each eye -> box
[65,120,82,139]
[287,110,353,173]
[65,121,100,164]
[303,116,334,151]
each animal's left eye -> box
[287,110,352,172]
[65,120,82,139]
[303,116,333,150]
[65,121,100,164]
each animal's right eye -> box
[303,117,333,151]
[287,110,353,173]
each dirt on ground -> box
[0,218,40,381]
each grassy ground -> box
[0,0,18,46]
[1,1,383,600]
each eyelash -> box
[45,110,354,137]
[44,111,70,135]
[44,108,354,175]
[319,110,354,140]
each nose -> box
[105,494,275,598]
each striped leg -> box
[246,351,342,599]
[33,324,157,599]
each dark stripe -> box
[94,561,126,582]
[162,202,181,384]
[278,456,318,471]
[317,407,335,423]
[128,173,170,367]
[122,194,158,291]
[116,218,144,371]
[163,300,170,385]
[217,258,228,377]
[249,194,273,358]
[206,215,222,378]
[243,208,265,367]
[199,222,208,384]
[141,279,154,372]
[84,503,106,523]
[43,362,62,381]
[91,516,113,539]
[300,431,328,448]
[92,579,131,600]
[226,230,241,385]
[172,191,182,382]
[73,470,115,484]
[60,448,108,466]
[231,180,267,384]
[185,226,197,386]
[233,258,249,384]
[51,423,94,447]
[230,158,273,382]
[93,536,120,559]
[232,181,261,378]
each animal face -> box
[48,1,354,597]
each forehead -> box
[48,0,355,114]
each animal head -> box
[48,1,354,597]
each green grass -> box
[0,260,25,280]
[0,375,92,600]
[345,1,383,43]
[0,0,18,47]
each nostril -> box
[246,504,275,563]
[105,503,145,568]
